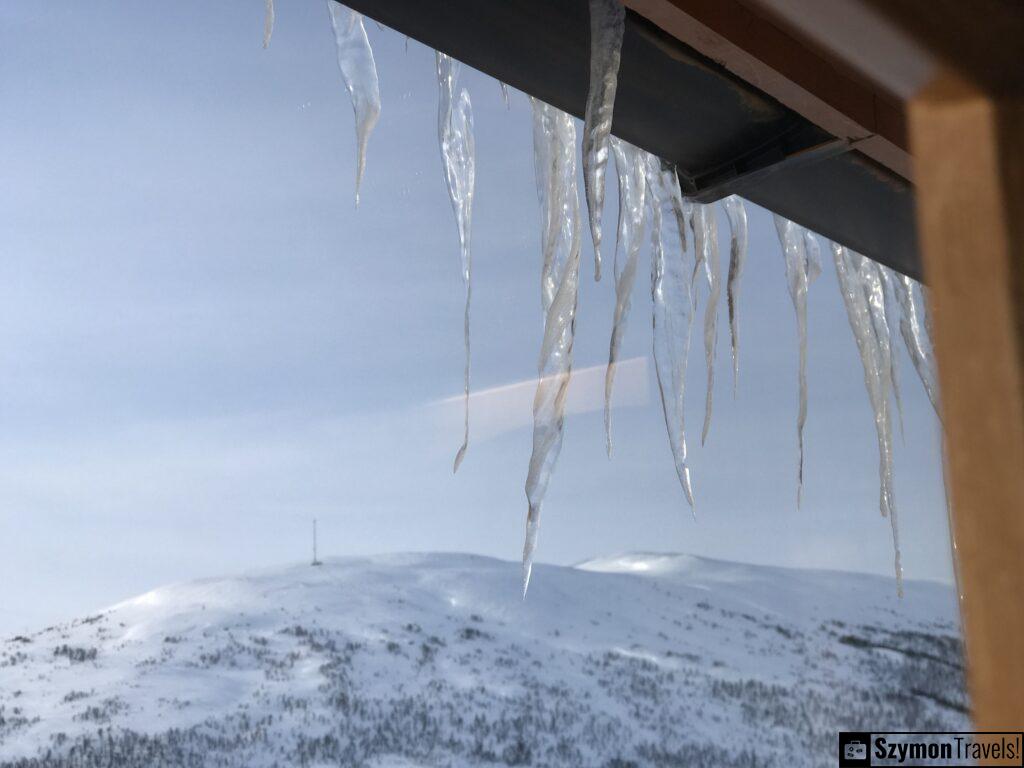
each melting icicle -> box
[878,268,907,437]
[500,81,510,109]
[523,99,583,597]
[646,155,696,510]
[582,0,625,281]
[802,229,823,284]
[327,2,381,206]
[832,244,903,595]
[774,216,821,508]
[888,271,940,416]
[722,196,748,392]
[263,0,274,49]
[604,137,647,456]
[436,53,476,472]
[697,205,721,446]
[689,207,705,290]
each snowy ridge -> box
[0,553,967,767]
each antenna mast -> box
[312,518,322,566]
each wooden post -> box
[909,73,1024,729]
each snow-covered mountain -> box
[0,553,968,767]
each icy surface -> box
[523,100,582,596]
[263,0,274,49]
[646,156,696,509]
[582,0,625,281]
[696,204,721,445]
[0,553,966,767]
[327,2,381,206]
[832,244,903,594]
[773,216,822,507]
[604,138,647,456]
[890,270,940,416]
[723,195,748,392]
[436,54,476,472]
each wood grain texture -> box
[910,73,1024,730]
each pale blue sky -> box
[0,0,951,635]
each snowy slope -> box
[0,553,968,767]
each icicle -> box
[697,205,721,446]
[832,243,903,595]
[604,137,647,456]
[436,53,476,473]
[863,262,900,461]
[773,216,821,508]
[500,81,510,109]
[327,2,381,206]
[722,196,748,393]
[263,0,274,49]
[878,268,907,437]
[889,272,940,416]
[801,229,823,285]
[582,0,625,281]
[923,285,935,343]
[523,99,583,597]
[646,155,696,510]
[689,207,705,290]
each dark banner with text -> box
[839,732,1023,767]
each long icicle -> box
[832,244,903,595]
[436,54,476,472]
[698,205,721,446]
[604,137,647,456]
[582,0,625,281]
[263,0,274,49]
[890,271,940,416]
[523,99,583,597]
[689,206,705,291]
[774,216,821,508]
[647,156,696,511]
[878,267,907,437]
[723,196,748,394]
[327,2,381,206]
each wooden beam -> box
[745,0,1024,101]
[623,0,913,179]
[646,0,1024,730]
[741,0,936,101]
[909,73,1024,729]
[861,1,1024,97]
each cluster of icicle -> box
[831,246,939,596]
[531,0,939,596]
[305,1,939,597]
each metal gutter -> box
[337,0,921,280]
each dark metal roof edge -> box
[336,0,921,281]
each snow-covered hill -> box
[0,553,968,767]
